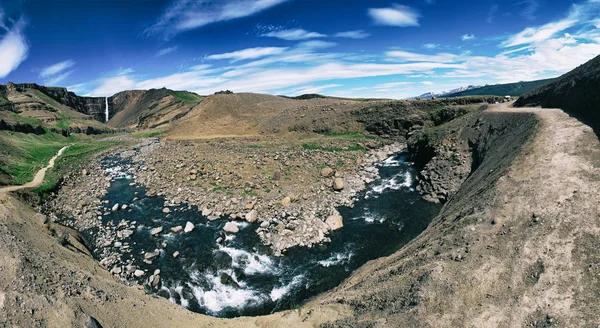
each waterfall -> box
[105,97,109,122]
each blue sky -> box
[0,0,599,98]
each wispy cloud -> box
[368,5,420,27]
[423,43,439,49]
[261,28,326,40]
[156,46,178,57]
[40,60,75,78]
[147,0,289,38]
[44,70,75,86]
[206,47,288,62]
[519,0,540,20]
[487,4,499,24]
[0,17,28,79]
[76,0,600,99]
[334,30,370,39]
[461,34,475,41]
[501,19,575,47]
[387,50,461,63]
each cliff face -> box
[7,83,110,122]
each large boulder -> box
[150,226,163,236]
[184,221,195,233]
[245,209,258,223]
[333,178,344,191]
[326,211,344,231]
[223,222,239,233]
[321,167,334,177]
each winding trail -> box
[0,146,69,194]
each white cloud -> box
[40,60,75,78]
[0,18,28,79]
[261,28,326,40]
[386,50,461,63]
[45,70,75,86]
[147,0,289,37]
[423,43,439,49]
[295,40,337,49]
[287,83,341,96]
[206,47,288,62]
[501,19,576,47]
[368,5,420,27]
[156,46,178,57]
[88,75,136,97]
[461,34,475,41]
[520,0,540,20]
[334,30,370,39]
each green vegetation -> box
[323,132,374,140]
[442,78,555,98]
[171,90,204,102]
[247,144,262,149]
[55,112,72,130]
[34,140,123,198]
[9,113,42,126]
[0,132,78,185]
[132,130,167,138]
[301,142,365,152]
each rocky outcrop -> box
[0,119,46,135]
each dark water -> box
[91,152,440,318]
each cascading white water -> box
[105,97,109,122]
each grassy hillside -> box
[515,55,600,130]
[443,78,556,97]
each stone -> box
[144,249,160,260]
[321,167,334,177]
[134,270,145,277]
[260,221,269,228]
[82,169,87,176]
[333,178,344,191]
[150,226,163,236]
[245,209,258,223]
[111,203,119,211]
[121,204,128,210]
[170,226,183,233]
[223,222,239,233]
[114,241,122,248]
[162,207,171,214]
[110,266,122,274]
[202,208,212,216]
[273,171,281,181]
[244,203,254,210]
[326,212,344,231]
[281,196,292,208]
[184,221,195,233]
[173,251,180,258]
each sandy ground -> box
[1,104,599,327]
[0,146,68,194]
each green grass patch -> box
[9,113,42,126]
[33,140,123,198]
[171,91,204,102]
[302,143,365,153]
[323,132,372,140]
[55,112,72,130]
[132,130,167,138]
[247,144,262,149]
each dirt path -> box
[0,146,69,194]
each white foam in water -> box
[379,155,401,167]
[363,211,386,224]
[218,246,279,275]
[190,270,266,314]
[270,275,305,301]
[371,171,413,194]
[318,250,355,267]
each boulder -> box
[321,167,334,177]
[184,221,195,233]
[144,249,160,260]
[202,208,212,216]
[81,169,87,176]
[111,203,119,211]
[281,196,291,208]
[245,209,258,223]
[134,270,145,277]
[170,225,183,233]
[326,211,344,231]
[150,226,163,236]
[223,222,239,233]
[333,178,344,191]
[213,251,233,271]
[162,207,171,214]
[173,251,180,258]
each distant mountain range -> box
[415,78,557,99]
